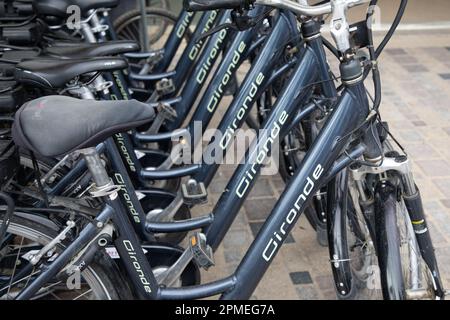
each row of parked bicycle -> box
[0,0,445,300]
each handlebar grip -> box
[183,0,251,11]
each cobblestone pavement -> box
[189,31,450,299]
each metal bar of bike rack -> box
[134,127,188,143]
[140,164,201,179]
[157,276,236,300]
[138,0,150,52]
[130,70,177,81]
[145,214,214,233]
[125,49,165,59]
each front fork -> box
[348,152,445,298]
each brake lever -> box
[195,8,273,43]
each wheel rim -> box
[0,221,112,300]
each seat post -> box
[80,148,110,188]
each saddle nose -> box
[12,96,155,157]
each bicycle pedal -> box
[181,179,208,205]
[156,78,175,96]
[157,102,177,122]
[189,233,214,270]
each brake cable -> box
[195,7,275,43]
[30,152,50,208]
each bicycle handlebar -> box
[183,0,253,11]
[184,0,366,17]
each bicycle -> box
[0,0,444,300]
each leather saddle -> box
[12,96,155,157]
[44,41,140,59]
[15,57,128,90]
[33,0,119,19]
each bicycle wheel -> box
[339,142,437,300]
[374,180,436,300]
[114,8,191,52]
[337,174,383,299]
[0,213,132,300]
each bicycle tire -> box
[114,8,192,48]
[0,213,133,300]
[374,181,406,299]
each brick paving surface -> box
[188,31,450,299]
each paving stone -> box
[321,290,338,300]
[398,130,424,143]
[440,199,450,209]
[403,64,429,73]
[244,198,274,221]
[443,127,450,136]
[295,286,319,300]
[412,120,427,127]
[395,56,419,65]
[405,143,440,159]
[270,176,286,192]
[224,250,242,264]
[222,229,253,250]
[434,179,450,195]
[315,275,335,291]
[428,221,448,245]
[386,48,407,55]
[247,178,275,198]
[417,160,450,177]
[208,179,229,194]
[289,271,313,285]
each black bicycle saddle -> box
[44,41,140,59]
[33,0,119,19]
[12,96,155,157]
[15,57,128,90]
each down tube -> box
[222,80,370,300]
[186,5,266,148]
[154,9,197,73]
[193,10,298,186]
[206,47,319,250]
[167,10,232,129]
[170,10,220,93]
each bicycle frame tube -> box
[170,10,221,93]
[220,77,370,299]
[95,10,215,100]
[105,188,160,299]
[153,9,197,73]
[134,8,263,148]
[193,10,298,186]
[185,5,266,150]
[17,70,371,302]
[154,73,370,300]
[104,138,152,239]
[205,44,322,250]
[102,8,197,74]
[165,10,233,130]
